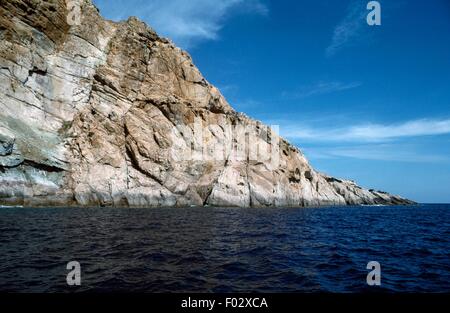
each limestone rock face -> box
[0,0,414,207]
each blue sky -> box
[93,0,450,203]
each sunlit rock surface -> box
[0,0,414,207]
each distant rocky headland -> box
[0,0,414,207]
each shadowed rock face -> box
[0,0,414,207]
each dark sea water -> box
[0,204,449,293]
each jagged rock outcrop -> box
[0,0,414,207]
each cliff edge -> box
[0,0,414,207]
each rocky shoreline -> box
[0,0,414,207]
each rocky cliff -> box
[0,0,414,207]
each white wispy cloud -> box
[97,0,267,48]
[326,1,367,57]
[233,98,262,110]
[282,81,362,99]
[280,118,450,142]
[264,117,450,163]
[303,145,450,163]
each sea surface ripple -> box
[0,204,449,292]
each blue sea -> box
[0,204,449,293]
